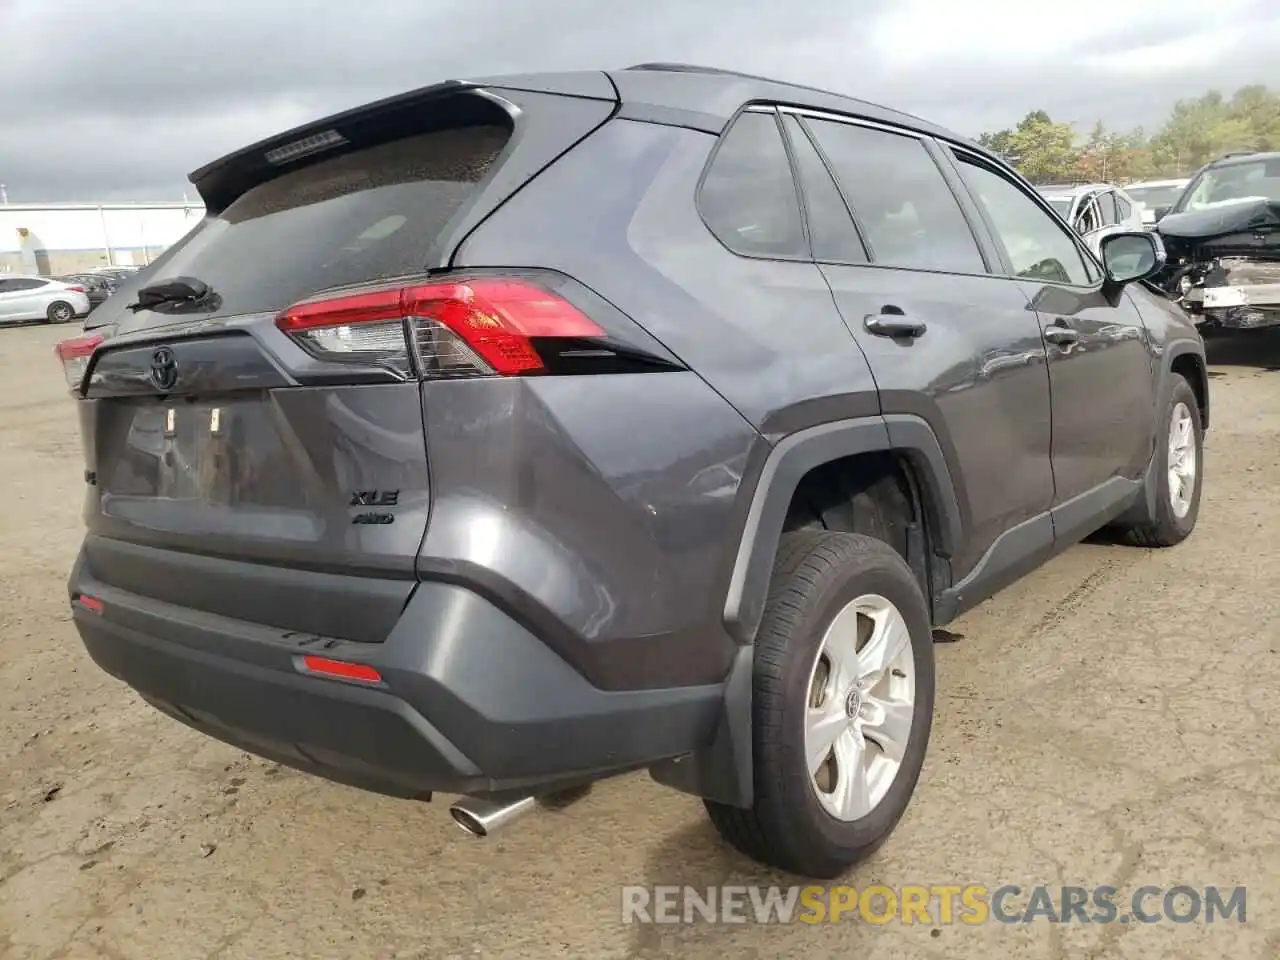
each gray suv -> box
[64,63,1208,878]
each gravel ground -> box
[1,321,1278,960]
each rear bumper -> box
[69,548,723,799]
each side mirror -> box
[1100,231,1166,284]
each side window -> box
[1116,192,1133,220]
[804,118,985,274]
[699,110,807,259]
[780,115,867,263]
[7,278,46,292]
[954,156,1094,286]
[1098,191,1119,225]
[0,280,14,293]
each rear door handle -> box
[864,314,928,339]
[1043,326,1080,346]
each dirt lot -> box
[2,321,1279,960]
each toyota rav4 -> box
[60,63,1208,878]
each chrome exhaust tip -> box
[449,795,537,838]
[449,784,593,838]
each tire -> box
[704,530,935,878]
[1117,375,1203,548]
[46,301,74,324]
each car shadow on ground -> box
[1202,326,1280,370]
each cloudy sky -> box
[2,0,1278,202]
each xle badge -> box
[350,490,399,507]
[350,490,399,525]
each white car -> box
[1123,178,1190,227]
[1035,183,1145,255]
[0,275,92,324]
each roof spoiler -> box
[187,80,495,214]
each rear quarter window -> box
[698,110,807,259]
[132,126,511,317]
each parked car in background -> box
[1153,151,1280,332]
[59,63,1208,879]
[0,275,90,324]
[1035,183,1145,254]
[1123,178,1190,227]
[55,273,116,310]
[89,266,143,284]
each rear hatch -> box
[71,80,618,643]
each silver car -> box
[1036,183,1145,255]
[0,275,91,324]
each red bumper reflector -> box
[76,594,104,614]
[301,655,382,685]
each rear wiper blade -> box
[128,276,215,313]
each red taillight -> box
[67,285,86,294]
[75,594,104,614]
[276,277,605,378]
[54,333,104,392]
[300,655,383,685]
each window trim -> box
[782,106,998,279]
[943,145,1106,290]
[778,112,870,266]
[693,102,813,263]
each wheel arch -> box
[723,415,963,646]
[654,417,962,809]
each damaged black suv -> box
[1155,150,1280,332]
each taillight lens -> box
[54,333,103,392]
[67,285,86,293]
[276,277,606,379]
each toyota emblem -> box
[150,347,178,392]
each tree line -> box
[975,85,1280,185]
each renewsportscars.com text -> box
[621,884,1247,925]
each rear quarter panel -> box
[448,119,881,689]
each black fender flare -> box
[722,415,964,646]
[1163,338,1210,430]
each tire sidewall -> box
[768,545,935,854]
[47,302,73,324]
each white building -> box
[0,201,205,276]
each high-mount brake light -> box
[275,278,606,378]
[54,333,104,392]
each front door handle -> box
[1043,326,1080,346]
[864,314,928,339]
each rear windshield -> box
[136,126,510,317]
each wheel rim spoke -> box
[831,730,872,821]
[861,694,913,763]
[856,606,911,683]
[822,601,863,691]
[806,703,848,776]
